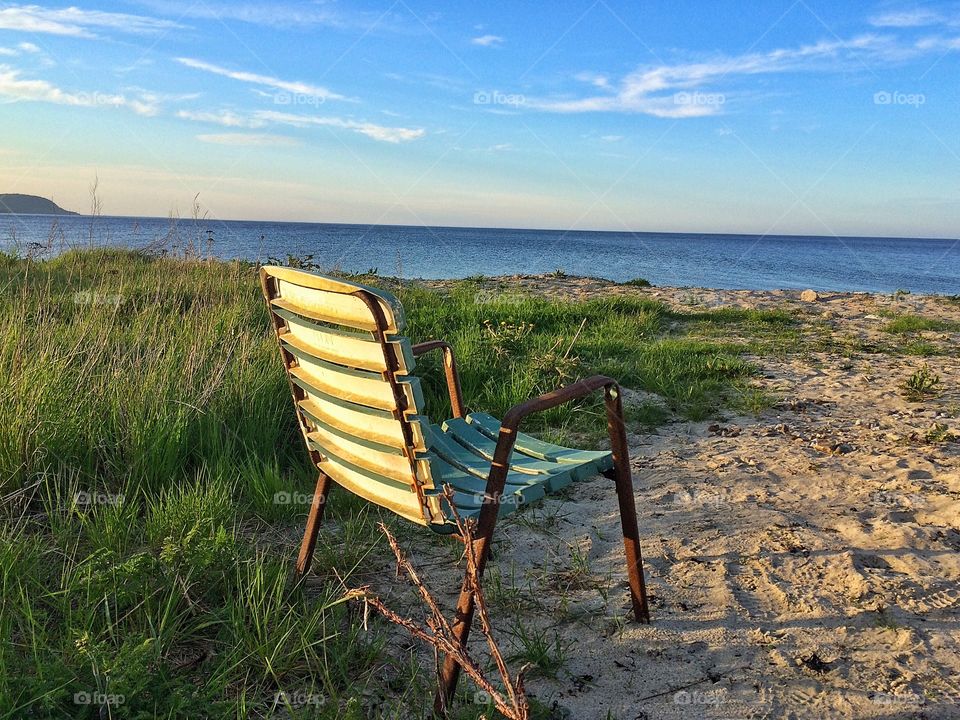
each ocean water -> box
[2,213,957,294]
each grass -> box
[0,248,787,718]
[883,314,960,334]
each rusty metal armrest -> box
[436,374,649,711]
[475,373,648,623]
[410,340,466,419]
[483,375,625,501]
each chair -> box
[258,265,650,712]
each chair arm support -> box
[410,340,466,419]
[482,375,627,505]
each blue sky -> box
[1,1,959,237]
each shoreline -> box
[414,272,960,306]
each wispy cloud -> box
[0,4,183,38]
[132,0,398,31]
[0,65,158,114]
[176,109,259,127]
[868,8,946,27]
[196,133,298,146]
[175,57,349,102]
[574,71,610,88]
[471,34,504,47]
[530,34,954,117]
[254,110,426,143]
[177,106,426,143]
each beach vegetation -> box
[884,314,959,334]
[901,364,942,402]
[0,247,795,716]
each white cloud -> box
[196,133,298,146]
[0,40,41,56]
[600,135,623,142]
[574,71,610,88]
[177,106,426,143]
[530,34,948,118]
[133,0,390,30]
[0,65,159,114]
[176,109,262,128]
[0,5,183,38]
[175,57,349,102]
[868,9,945,27]
[254,110,425,142]
[471,34,504,47]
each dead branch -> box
[345,485,529,720]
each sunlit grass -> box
[0,248,781,717]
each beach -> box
[3,251,957,718]
[351,277,960,719]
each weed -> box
[505,621,570,678]
[924,423,955,444]
[901,365,942,401]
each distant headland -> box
[0,194,78,215]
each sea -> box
[2,213,957,294]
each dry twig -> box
[345,484,529,719]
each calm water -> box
[3,214,958,294]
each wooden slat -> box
[307,425,429,486]
[296,391,427,452]
[319,454,427,525]
[276,310,413,374]
[465,412,612,466]
[442,418,564,475]
[286,343,422,413]
[263,266,403,332]
[300,400,408,454]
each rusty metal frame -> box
[435,374,651,714]
[411,340,466,419]
[258,268,336,578]
[352,290,433,521]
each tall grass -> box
[0,249,773,718]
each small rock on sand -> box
[800,289,819,302]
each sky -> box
[1,1,959,237]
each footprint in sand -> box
[898,585,960,615]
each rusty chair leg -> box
[602,386,650,623]
[434,523,496,715]
[295,470,333,579]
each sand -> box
[353,280,960,719]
